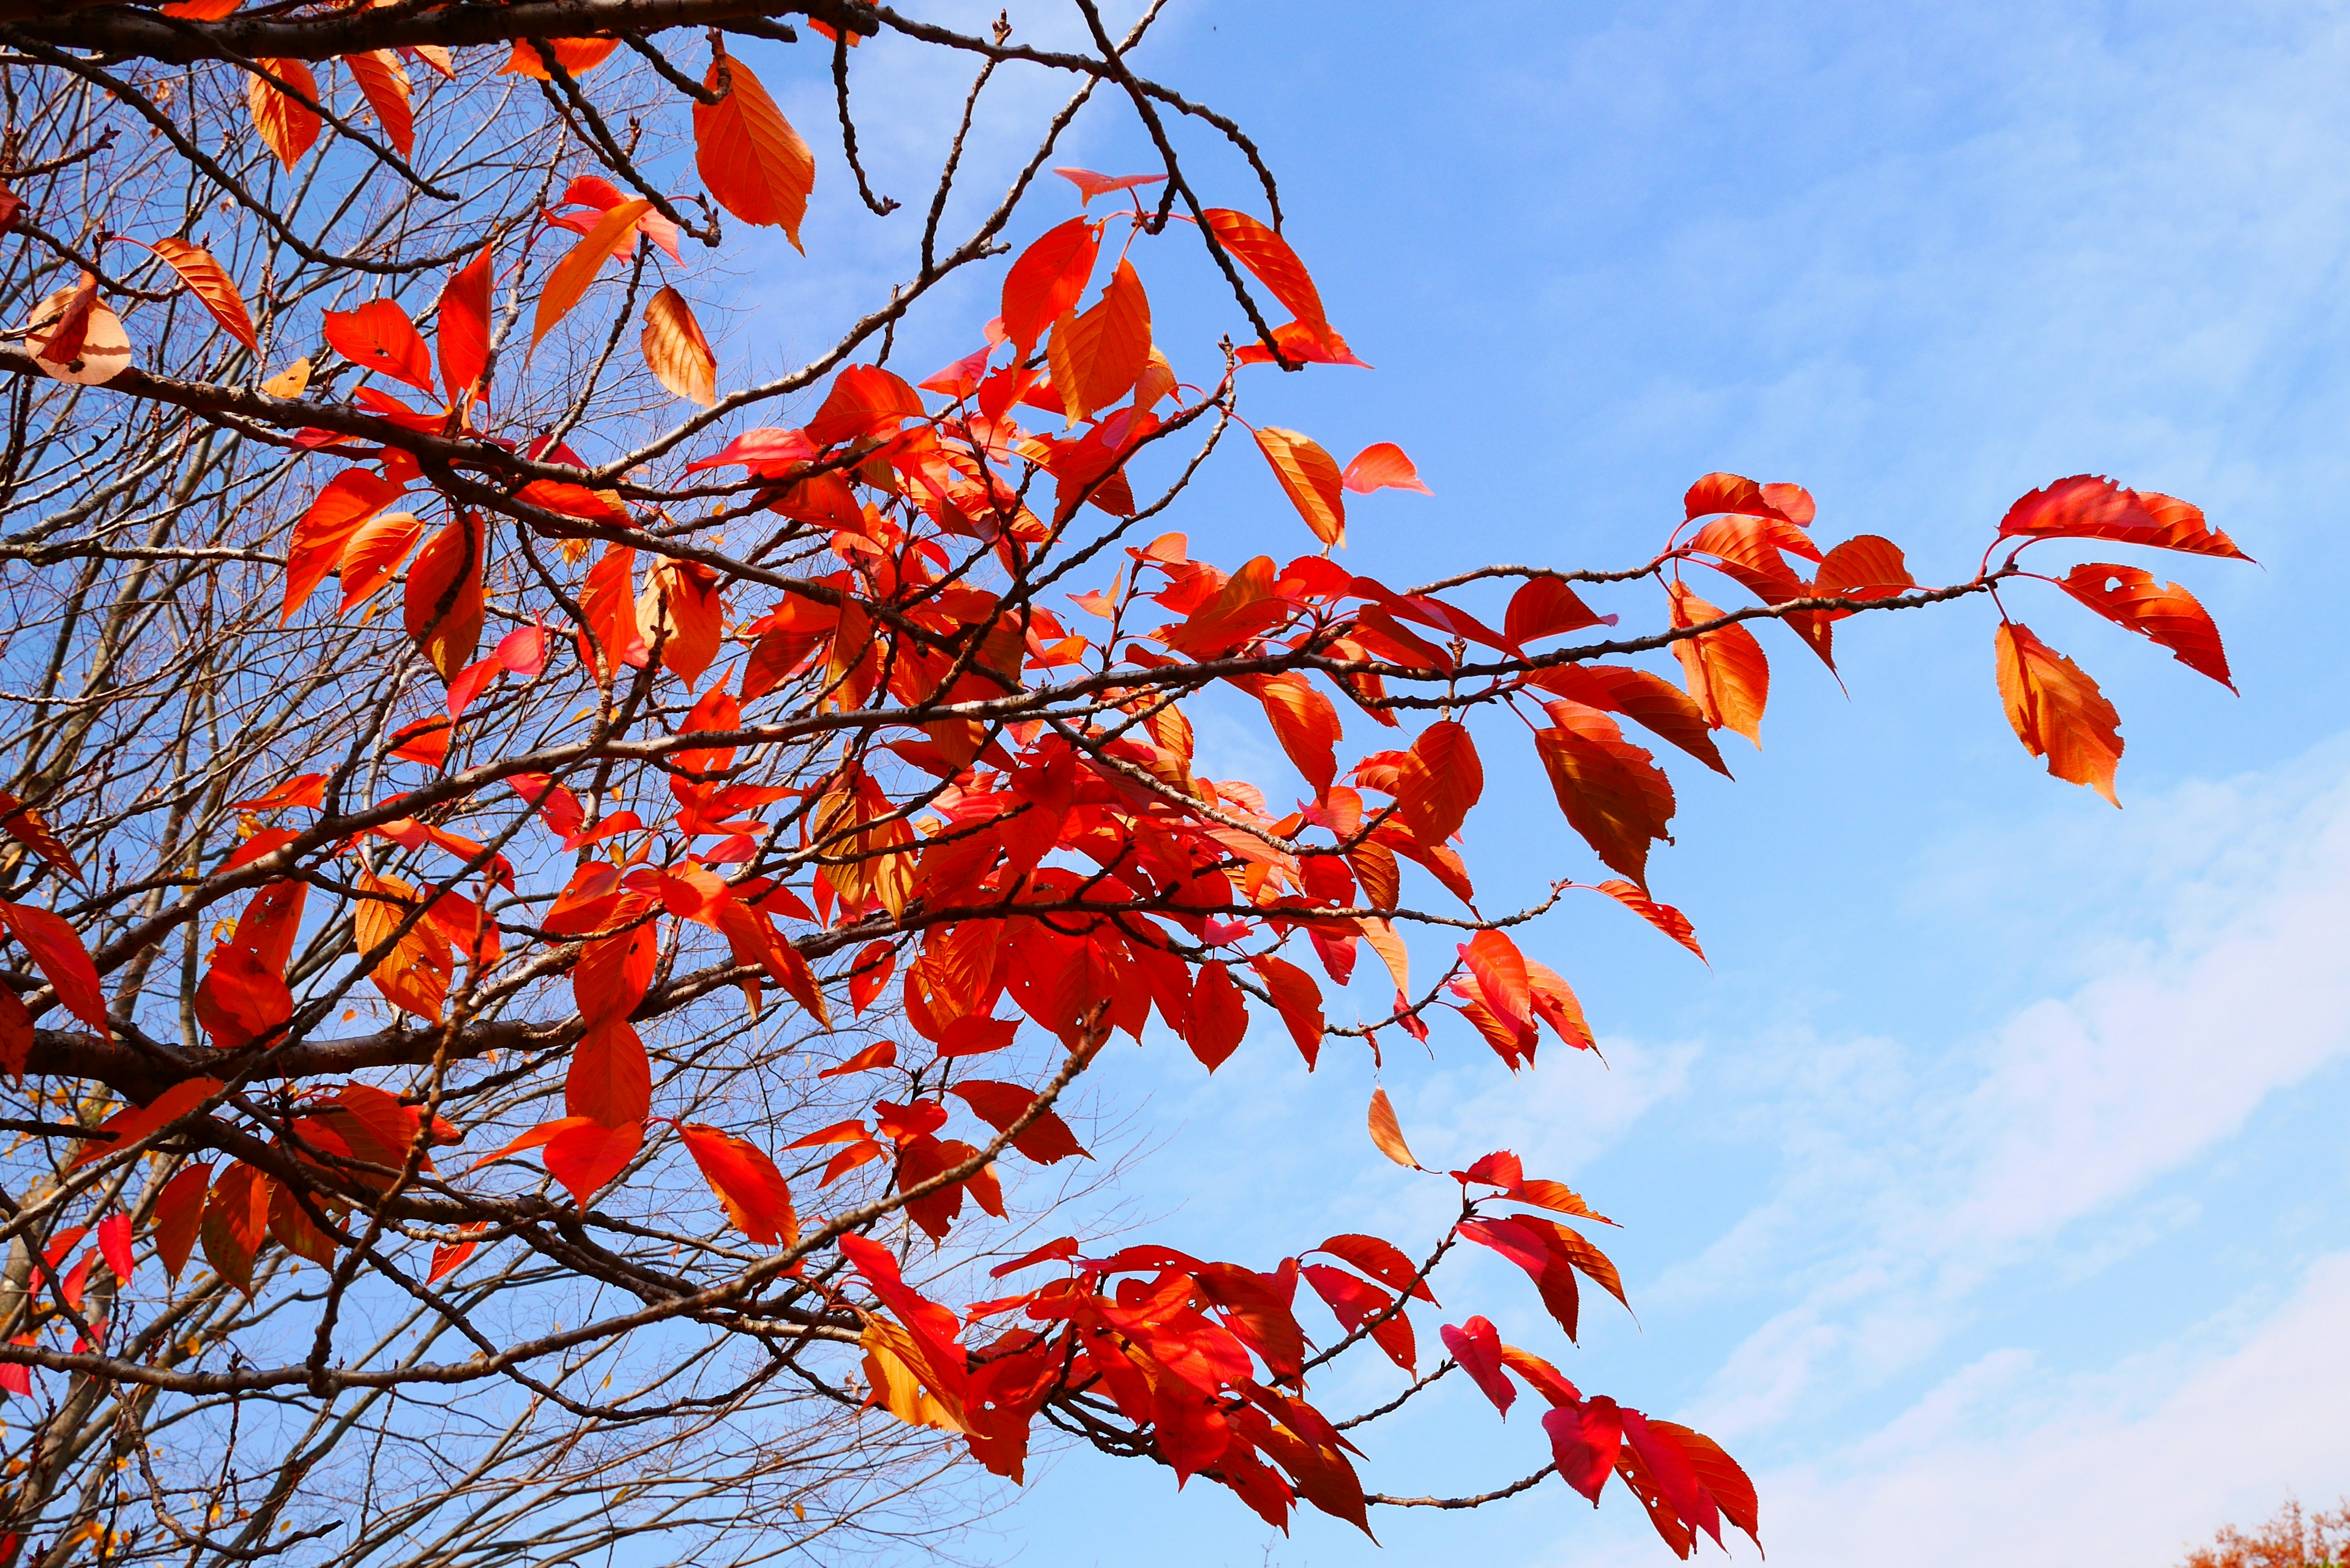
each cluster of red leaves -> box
[0,43,2251,1545]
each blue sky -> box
[733,3,2350,1562]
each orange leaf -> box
[1250,954,1326,1067]
[999,217,1100,357]
[498,37,621,79]
[572,914,657,1025]
[335,510,422,611]
[804,364,924,448]
[323,299,436,394]
[1998,474,2249,561]
[162,0,238,15]
[1244,672,1341,797]
[1367,1086,1419,1170]
[401,514,484,681]
[1504,577,1605,645]
[2056,563,2233,690]
[1994,621,2124,806]
[138,237,255,351]
[1204,209,1329,336]
[1531,664,1728,776]
[352,873,452,1020]
[246,60,320,168]
[543,1118,643,1205]
[678,1123,796,1246]
[694,50,814,248]
[1051,258,1152,421]
[1340,442,1431,495]
[1811,533,1914,605]
[1665,580,1767,745]
[1053,166,1165,201]
[284,470,405,621]
[1460,930,1531,1032]
[1255,427,1346,546]
[438,245,493,406]
[948,1080,1087,1165]
[641,286,717,406]
[565,1017,650,1127]
[1683,472,1794,523]
[226,775,324,813]
[1593,879,1705,960]
[343,50,412,158]
[638,558,725,690]
[0,792,80,881]
[532,200,652,346]
[0,901,108,1036]
[1534,709,1676,889]
[152,1163,211,1280]
[1393,719,1482,847]
[200,1162,270,1294]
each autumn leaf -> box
[0,792,80,881]
[1000,217,1101,359]
[1255,427,1347,546]
[136,237,256,351]
[1203,209,1329,338]
[1592,879,1704,961]
[247,60,321,168]
[438,245,493,406]
[678,1123,796,1245]
[1534,707,1676,889]
[1340,442,1431,495]
[1049,258,1152,421]
[261,357,310,398]
[323,299,437,394]
[1367,1086,1419,1170]
[1994,620,2124,805]
[695,50,815,249]
[1393,719,1482,848]
[402,515,484,681]
[2056,563,2233,690]
[1053,167,1166,201]
[0,901,110,1036]
[641,286,718,406]
[1998,474,2250,560]
[343,50,413,158]
[1666,580,1768,745]
[533,199,652,346]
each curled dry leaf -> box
[26,283,131,386]
[641,286,717,406]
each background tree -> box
[2182,1496,2350,1568]
[0,2,2249,1563]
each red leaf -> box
[323,299,436,394]
[1545,1397,1625,1504]
[1623,1408,1721,1547]
[136,237,256,351]
[438,245,493,406]
[949,1081,1087,1165]
[283,469,406,622]
[1593,879,1704,960]
[0,902,108,1036]
[1256,427,1348,546]
[1460,929,1531,1032]
[402,515,485,681]
[1186,960,1248,1070]
[1442,1316,1515,1416]
[228,774,326,813]
[1999,475,2249,560]
[1665,581,1768,746]
[1503,577,1605,645]
[0,791,80,880]
[1053,167,1166,201]
[152,1163,210,1280]
[1393,719,1482,848]
[1683,472,1794,523]
[1244,672,1341,796]
[1000,217,1100,358]
[694,50,815,248]
[343,50,413,157]
[1340,442,1431,495]
[1367,1086,1418,1170]
[1535,709,1676,888]
[96,1213,133,1282]
[848,939,897,1018]
[1316,1234,1435,1302]
[1249,954,1326,1068]
[565,1016,650,1126]
[1994,621,2124,805]
[2056,563,2233,689]
[1203,209,1329,337]
[677,1122,796,1246]
[543,1118,644,1205]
